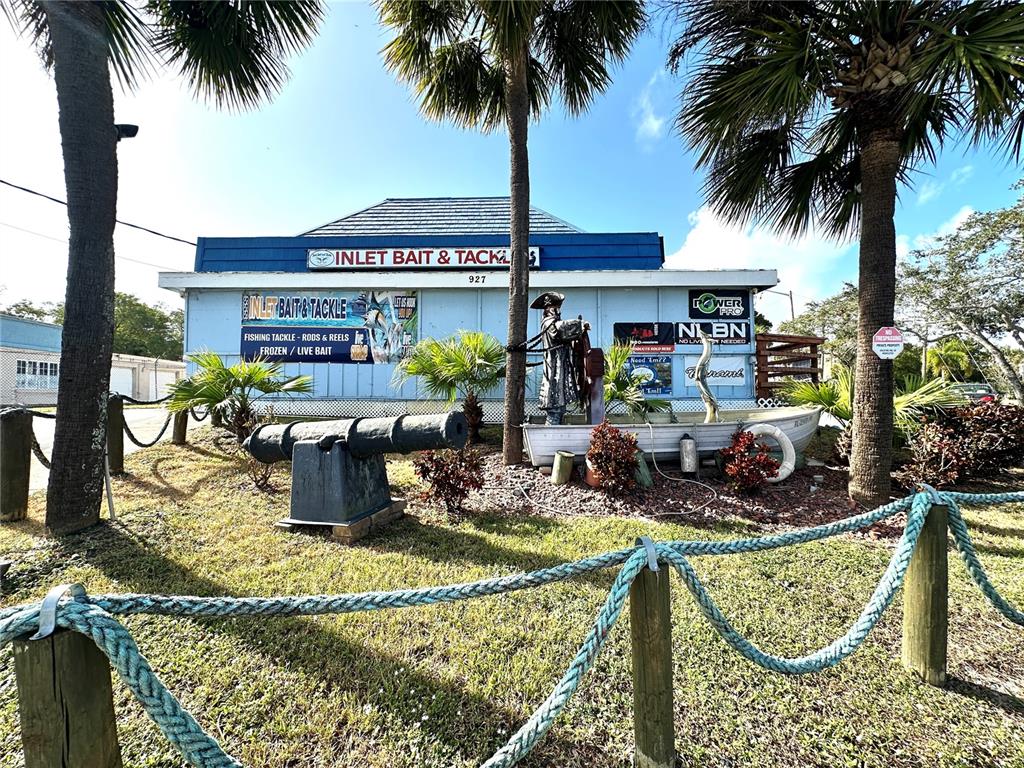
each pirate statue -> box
[519,292,592,425]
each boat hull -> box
[522,407,823,467]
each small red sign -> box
[872,327,905,360]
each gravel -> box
[467,453,907,540]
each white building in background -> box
[0,313,185,406]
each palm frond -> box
[393,330,505,401]
[148,0,324,111]
[4,0,153,89]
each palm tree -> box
[167,351,313,442]
[603,341,670,419]
[3,0,323,534]
[377,0,645,465]
[393,330,505,444]
[782,363,966,444]
[666,1,1024,506]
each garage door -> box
[109,367,134,396]
[149,370,177,400]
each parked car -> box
[949,383,1001,403]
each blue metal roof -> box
[0,313,62,352]
[195,232,664,272]
[301,197,582,236]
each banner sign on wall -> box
[676,321,750,345]
[626,355,672,395]
[613,322,675,353]
[688,289,750,320]
[683,355,748,386]
[240,290,417,364]
[307,246,540,270]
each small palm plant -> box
[168,351,313,442]
[782,364,966,448]
[604,342,670,420]
[393,331,505,445]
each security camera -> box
[115,124,139,141]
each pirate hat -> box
[530,291,565,310]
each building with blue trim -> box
[158,198,778,418]
[0,313,184,406]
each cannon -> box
[244,413,467,541]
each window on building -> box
[15,359,59,390]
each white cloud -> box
[950,165,974,185]
[631,71,668,148]
[915,165,974,206]
[908,205,974,252]
[666,206,856,324]
[917,180,943,205]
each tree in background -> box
[781,283,859,368]
[667,1,1024,506]
[2,293,183,358]
[377,0,645,465]
[3,0,323,534]
[753,310,773,335]
[113,293,183,359]
[926,338,977,382]
[1,299,59,322]
[902,190,1024,401]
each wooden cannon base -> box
[275,499,407,545]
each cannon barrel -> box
[243,413,468,464]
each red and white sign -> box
[872,326,904,359]
[307,246,540,270]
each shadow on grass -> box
[947,676,1024,715]
[53,520,604,766]
[364,516,620,593]
[963,521,1024,540]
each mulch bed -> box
[469,454,909,541]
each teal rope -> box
[1,490,1022,768]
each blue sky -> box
[0,2,1020,323]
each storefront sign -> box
[626,355,672,395]
[872,326,904,359]
[683,356,748,386]
[688,289,750,319]
[241,326,374,364]
[613,322,675,353]
[676,321,750,345]
[240,290,417,364]
[307,246,540,270]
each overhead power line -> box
[0,178,197,247]
[0,220,184,270]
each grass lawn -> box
[1,427,1022,768]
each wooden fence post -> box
[902,502,948,686]
[13,630,123,767]
[630,564,675,768]
[1,409,32,522]
[172,410,188,445]
[106,395,124,475]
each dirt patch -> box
[465,453,915,538]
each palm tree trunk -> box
[463,391,483,445]
[849,127,900,508]
[501,44,531,465]
[43,1,118,534]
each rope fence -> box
[122,412,174,449]
[1,489,1021,768]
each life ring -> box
[743,424,796,483]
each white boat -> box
[522,406,823,467]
